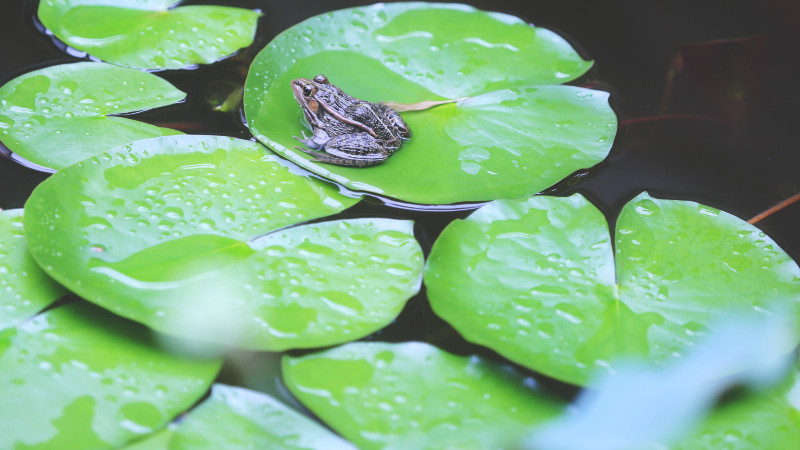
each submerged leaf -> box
[170,384,355,449]
[0,209,66,330]
[23,135,423,350]
[283,341,565,449]
[0,301,221,449]
[424,192,800,385]
[0,62,184,170]
[244,2,615,205]
[38,0,261,70]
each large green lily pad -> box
[244,2,616,205]
[424,193,800,385]
[38,0,261,70]
[0,209,66,330]
[24,135,423,350]
[170,384,355,449]
[0,62,184,170]
[282,341,565,449]
[0,301,221,449]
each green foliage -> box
[0,209,66,330]
[0,62,184,170]
[529,316,799,449]
[244,2,615,204]
[170,384,355,449]
[0,301,221,449]
[4,3,798,449]
[425,193,800,385]
[121,426,175,450]
[674,366,800,449]
[23,135,423,350]
[38,0,261,70]
[283,341,565,449]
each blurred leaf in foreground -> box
[527,314,799,450]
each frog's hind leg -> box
[322,133,390,167]
[307,151,384,167]
[294,145,381,167]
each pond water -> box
[2,0,799,404]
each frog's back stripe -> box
[317,91,379,137]
[348,102,397,141]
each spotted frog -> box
[291,74,410,167]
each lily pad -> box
[38,0,261,70]
[674,366,800,449]
[170,384,355,449]
[424,192,800,385]
[24,135,424,350]
[530,315,797,449]
[244,2,616,205]
[0,301,221,449]
[0,209,66,330]
[122,426,175,450]
[282,341,565,449]
[0,62,184,170]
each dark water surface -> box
[2,0,800,398]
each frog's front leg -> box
[293,128,329,150]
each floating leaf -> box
[530,315,797,449]
[0,62,184,170]
[282,341,565,449]
[121,426,175,450]
[38,0,261,70]
[0,301,221,449]
[424,193,800,385]
[170,384,355,449]
[24,135,423,350]
[673,366,800,449]
[244,2,615,205]
[0,209,66,330]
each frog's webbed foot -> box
[295,145,324,156]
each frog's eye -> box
[313,74,328,84]
[302,84,315,97]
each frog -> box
[291,74,410,167]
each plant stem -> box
[748,193,800,224]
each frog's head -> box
[291,74,340,126]
[291,76,321,121]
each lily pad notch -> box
[424,192,800,385]
[0,62,185,170]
